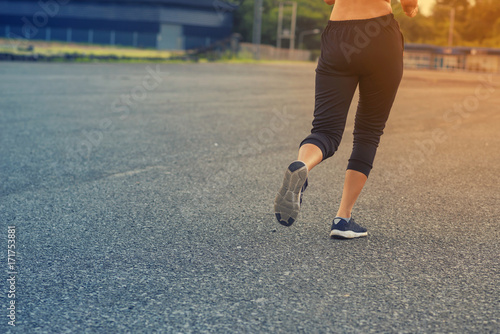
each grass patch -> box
[0,38,314,64]
[0,38,180,60]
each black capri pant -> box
[300,13,404,177]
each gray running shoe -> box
[274,161,308,226]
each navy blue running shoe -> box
[274,161,308,226]
[330,217,368,239]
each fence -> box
[239,42,311,61]
[403,44,500,73]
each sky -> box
[417,0,436,16]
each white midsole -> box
[330,229,368,238]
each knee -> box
[353,126,384,147]
[348,139,379,177]
[347,159,372,178]
[300,131,343,160]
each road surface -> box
[0,62,498,333]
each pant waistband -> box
[326,13,395,27]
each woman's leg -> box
[274,73,358,227]
[335,37,403,223]
[329,169,370,238]
[297,144,323,171]
[336,169,368,218]
[299,73,359,167]
[297,142,369,219]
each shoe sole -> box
[274,162,308,226]
[330,230,368,239]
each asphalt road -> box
[0,62,499,333]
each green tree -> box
[233,0,330,48]
[392,1,439,44]
[461,0,500,45]
[232,0,500,49]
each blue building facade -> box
[0,0,236,49]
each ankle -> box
[336,212,351,219]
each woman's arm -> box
[324,0,335,5]
[401,0,418,17]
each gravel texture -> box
[0,62,498,333]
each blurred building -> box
[0,0,236,50]
[404,44,500,73]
